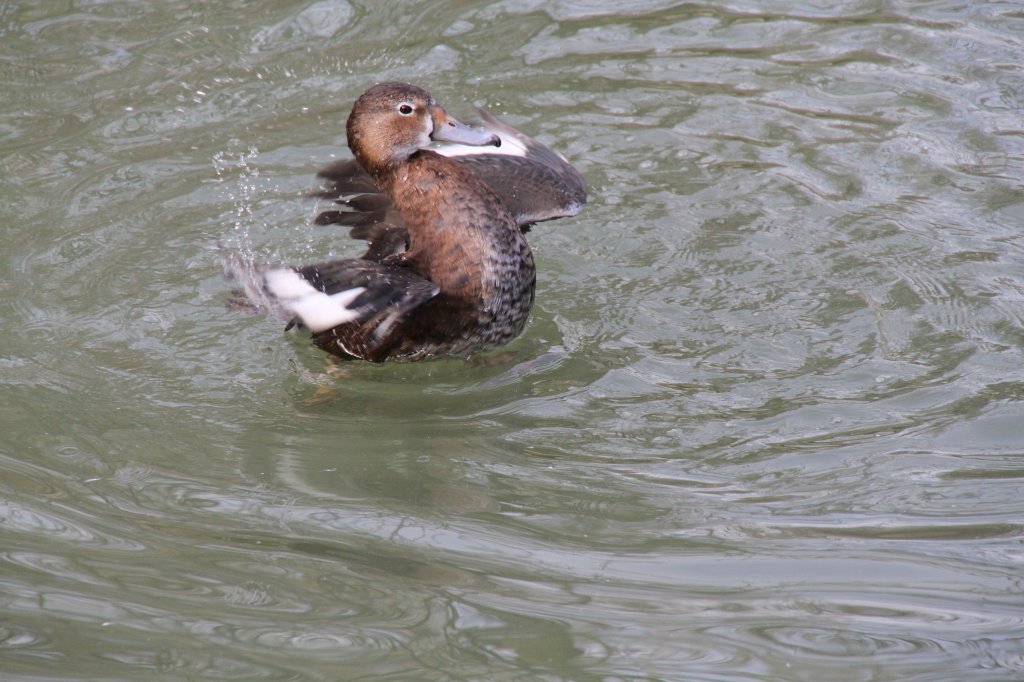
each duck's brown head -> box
[346,82,500,174]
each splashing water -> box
[212,145,261,257]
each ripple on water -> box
[0,497,147,551]
[242,625,398,654]
[0,622,52,651]
[4,0,1024,680]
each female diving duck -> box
[236,82,585,362]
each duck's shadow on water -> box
[283,339,575,407]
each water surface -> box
[2,1,1023,680]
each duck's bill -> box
[430,106,501,147]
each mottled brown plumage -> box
[246,82,584,363]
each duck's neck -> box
[367,151,460,220]
[354,150,405,187]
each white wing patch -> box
[264,269,365,333]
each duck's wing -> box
[261,259,439,337]
[311,160,409,261]
[311,109,586,251]
[437,109,587,225]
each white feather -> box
[264,269,365,333]
[434,134,528,158]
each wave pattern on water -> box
[3,1,1024,680]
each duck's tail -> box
[220,246,370,333]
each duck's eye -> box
[398,103,414,115]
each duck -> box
[235,82,586,362]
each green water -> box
[2,1,1023,680]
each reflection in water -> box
[2,1,1024,679]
